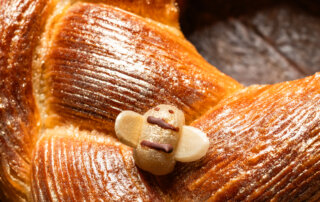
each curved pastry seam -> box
[32,0,75,138]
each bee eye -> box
[168,110,174,114]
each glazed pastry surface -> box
[32,74,320,201]
[166,73,320,201]
[0,0,319,201]
[45,2,240,131]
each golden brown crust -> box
[0,0,319,201]
[44,2,241,132]
[31,127,164,201]
[0,0,51,200]
[161,73,320,201]
[84,0,180,28]
[1,0,238,200]
[31,74,320,201]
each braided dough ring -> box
[0,0,319,201]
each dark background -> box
[179,0,320,85]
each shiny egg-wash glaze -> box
[31,74,320,201]
[45,2,241,132]
[165,74,320,201]
[0,0,320,201]
[0,0,240,200]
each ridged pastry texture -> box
[31,74,320,201]
[0,0,240,200]
[164,73,320,201]
[82,0,180,28]
[31,127,163,201]
[0,0,50,200]
[0,0,319,201]
[44,2,241,132]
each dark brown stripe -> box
[147,116,179,132]
[140,140,173,153]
